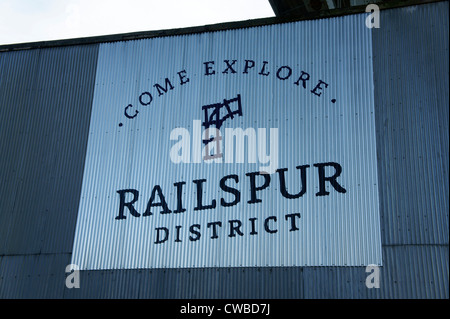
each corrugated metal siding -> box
[0,253,71,298]
[372,0,449,298]
[302,246,448,299]
[0,45,99,255]
[372,2,449,246]
[65,246,450,298]
[72,11,382,270]
[380,245,448,299]
[1,247,447,298]
[63,267,304,299]
[0,1,448,299]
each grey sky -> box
[0,0,275,45]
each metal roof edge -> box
[0,0,445,52]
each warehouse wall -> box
[371,1,449,298]
[0,1,448,298]
[0,45,99,298]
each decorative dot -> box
[119,123,123,127]
[331,99,336,103]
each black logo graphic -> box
[201,94,243,146]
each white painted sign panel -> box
[72,13,382,270]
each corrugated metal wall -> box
[0,45,99,298]
[0,1,448,298]
[370,1,449,298]
[373,3,449,246]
